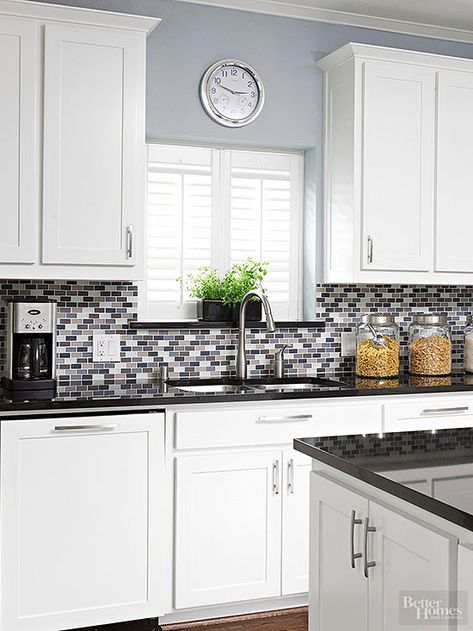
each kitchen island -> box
[294,429,473,631]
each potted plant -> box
[181,266,230,322]
[223,258,269,324]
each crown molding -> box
[0,0,160,33]
[172,0,473,44]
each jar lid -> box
[361,313,396,325]
[412,313,447,325]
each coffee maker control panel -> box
[13,302,56,334]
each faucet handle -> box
[275,344,292,359]
[273,344,292,378]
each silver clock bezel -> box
[200,59,265,128]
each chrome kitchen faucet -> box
[236,290,276,379]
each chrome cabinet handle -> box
[256,414,312,423]
[53,424,118,433]
[288,459,294,494]
[350,510,363,569]
[363,517,376,578]
[421,406,468,415]
[126,225,133,259]
[273,460,280,495]
[367,235,373,264]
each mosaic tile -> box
[0,281,471,380]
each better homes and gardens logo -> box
[400,592,468,625]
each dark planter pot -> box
[231,300,262,325]
[197,300,231,322]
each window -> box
[141,143,303,321]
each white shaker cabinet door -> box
[175,450,282,609]
[42,24,144,266]
[0,414,164,631]
[361,61,434,272]
[0,18,38,263]
[309,473,368,631]
[436,70,473,272]
[368,501,454,631]
[282,449,311,595]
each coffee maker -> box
[2,299,57,398]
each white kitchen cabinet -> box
[42,24,142,266]
[0,413,165,631]
[174,450,282,609]
[282,449,311,595]
[368,501,452,631]
[319,42,473,285]
[436,70,473,273]
[0,17,38,264]
[309,474,368,631]
[310,473,455,631]
[0,2,158,280]
[360,61,433,272]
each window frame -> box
[139,142,304,322]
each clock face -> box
[200,60,265,127]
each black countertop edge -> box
[4,376,473,413]
[129,320,326,330]
[293,438,473,533]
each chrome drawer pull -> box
[363,517,376,578]
[421,406,468,415]
[288,459,294,494]
[126,225,133,259]
[367,235,374,264]
[53,424,118,433]
[273,460,280,495]
[350,510,363,569]
[256,414,312,423]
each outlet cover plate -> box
[93,333,121,362]
[341,332,356,357]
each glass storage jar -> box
[408,314,452,376]
[356,314,400,378]
[465,316,473,374]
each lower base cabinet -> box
[174,447,310,609]
[310,473,455,631]
[0,413,164,631]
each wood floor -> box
[162,607,308,631]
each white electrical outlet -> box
[93,333,121,362]
[341,332,356,357]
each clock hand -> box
[218,83,236,94]
[218,83,248,96]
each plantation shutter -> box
[226,150,302,320]
[144,144,303,321]
[146,144,215,318]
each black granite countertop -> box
[294,428,473,532]
[2,369,473,414]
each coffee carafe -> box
[2,300,57,397]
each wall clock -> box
[200,59,265,128]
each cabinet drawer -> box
[384,396,473,432]
[174,402,382,449]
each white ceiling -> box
[173,0,473,43]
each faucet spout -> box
[236,290,276,379]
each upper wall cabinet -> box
[0,18,38,264]
[0,1,159,280]
[42,25,143,267]
[319,43,473,285]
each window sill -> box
[129,320,326,330]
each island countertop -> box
[294,427,473,533]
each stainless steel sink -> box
[171,383,253,394]
[247,382,325,391]
[169,376,347,394]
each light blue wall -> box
[31,0,473,149]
